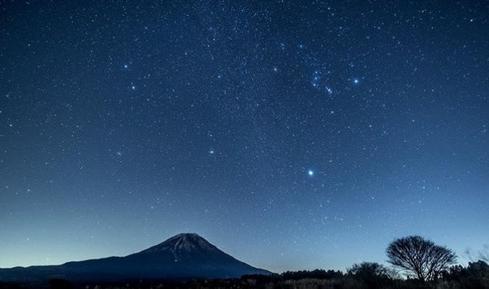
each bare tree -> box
[386,236,456,281]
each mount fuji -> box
[0,233,271,282]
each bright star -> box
[307,169,314,177]
[353,78,359,84]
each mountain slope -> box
[0,233,271,282]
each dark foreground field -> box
[1,261,488,289]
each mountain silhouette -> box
[0,233,271,282]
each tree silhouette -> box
[386,235,456,282]
[348,262,396,279]
[347,262,397,289]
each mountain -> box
[0,233,271,282]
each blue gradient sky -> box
[1,0,488,272]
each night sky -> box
[1,0,488,273]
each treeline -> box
[2,260,486,289]
[240,260,489,289]
[1,260,488,289]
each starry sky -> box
[1,0,488,273]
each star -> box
[307,169,314,177]
[325,86,333,95]
[353,78,359,84]
[311,71,321,88]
